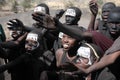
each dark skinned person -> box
[0,4,56,80]
[88,1,116,40]
[63,7,120,80]
[0,19,28,80]
[88,1,117,80]
[3,3,57,72]
[87,0,98,31]
[53,6,86,52]
[31,7,117,80]
[40,29,103,80]
[32,10,114,52]
[0,29,55,80]
[98,2,116,41]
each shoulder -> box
[56,48,64,57]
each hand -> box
[7,19,25,30]
[89,0,98,16]
[32,12,56,30]
[55,9,65,19]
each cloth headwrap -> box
[34,6,46,14]
[26,33,38,41]
[65,7,82,18]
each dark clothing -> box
[56,21,113,52]
[40,42,103,80]
[0,39,26,80]
[98,20,118,41]
[104,36,120,80]
[106,36,120,55]
[97,67,117,80]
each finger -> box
[32,12,45,17]
[36,22,45,28]
[32,16,44,23]
[32,13,44,21]
[9,19,17,26]
[15,19,23,25]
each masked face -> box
[76,47,92,68]
[25,33,40,52]
[65,8,77,25]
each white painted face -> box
[25,33,40,51]
[65,9,76,17]
[34,6,46,14]
[77,47,92,65]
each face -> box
[9,27,23,39]
[65,8,77,25]
[76,47,93,68]
[107,22,120,35]
[25,33,39,52]
[102,10,110,23]
[65,15,76,25]
[101,3,116,23]
[61,33,77,51]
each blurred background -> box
[0,0,120,38]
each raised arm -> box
[88,0,98,31]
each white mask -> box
[34,6,46,14]
[77,47,92,65]
[26,33,38,41]
[25,33,40,51]
[65,9,76,17]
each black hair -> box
[102,2,116,11]
[37,3,50,15]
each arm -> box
[54,9,65,20]
[0,54,27,73]
[32,12,93,40]
[0,32,27,48]
[88,0,98,31]
[87,51,120,73]
[0,45,8,58]
[72,50,120,75]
